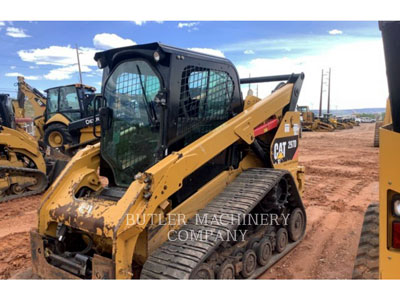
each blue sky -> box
[0,21,386,109]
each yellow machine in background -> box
[353,21,400,279]
[16,76,47,142]
[374,99,392,147]
[0,94,66,202]
[297,106,334,132]
[30,43,307,279]
[17,76,101,155]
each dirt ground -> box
[261,123,379,279]
[0,123,379,279]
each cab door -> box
[58,86,82,122]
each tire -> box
[288,208,306,242]
[373,121,383,147]
[240,249,257,278]
[190,263,215,279]
[44,123,72,149]
[276,228,288,253]
[256,238,273,266]
[216,261,235,279]
[352,203,379,279]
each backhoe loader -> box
[30,43,306,279]
[0,94,67,202]
[353,21,400,279]
[17,76,101,155]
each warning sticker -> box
[284,123,290,133]
[293,123,299,136]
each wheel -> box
[240,249,257,278]
[276,228,288,253]
[247,237,260,250]
[288,208,306,242]
[44,123,72,149]
[217,260,235,279]
[10,184,24,195]
[256,238,272,266]
[190,263,215,279]
[232,248,244,258]
[352,203,379,279]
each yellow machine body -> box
[31,80,305,279]
[379,125,400,278]
[0,126,46,173]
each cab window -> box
[59,86,81,121]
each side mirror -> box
[94,96,102,114]
[99,107,113,134]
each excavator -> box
[16,76,101,155]
[29,43,306,279]
[297,105,334,132]
[0,94,67,202]
[353,21,400,279]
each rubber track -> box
[0,165,48,203]
[373,122,383,147]
[352,202,379,279]
[140,168,290,279]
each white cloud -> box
[188,47,225,58]
[18,45,98,81]
[18,45,97,67]
[5,72,40,80]
[178,22,198,28]
[44,65,91,80]
[244,50,255,55]
[93,33,136,50]
[329,29,343,35]
[133,21,146,26]
[6,27,31,38]
[10,66,16,70]
[236,39,387,109]
[0,21,5,26]
[178,22,199,32]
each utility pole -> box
[327,68,331,114]
[76,44,83,85]
[319,69,324,117]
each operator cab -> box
[95,43,243,190]
[0,94,16,129]
[45,84,96,122]
[297,106,309,113]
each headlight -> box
[153,51,160,62]
[394,199,400,216]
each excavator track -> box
[141,168,306,279]
[0,165,48,203]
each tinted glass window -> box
[177,66,234,145]
[47,88,59,114]
[59,86,81,121]
[102,60,161,187]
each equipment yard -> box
[0,123,378,279]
